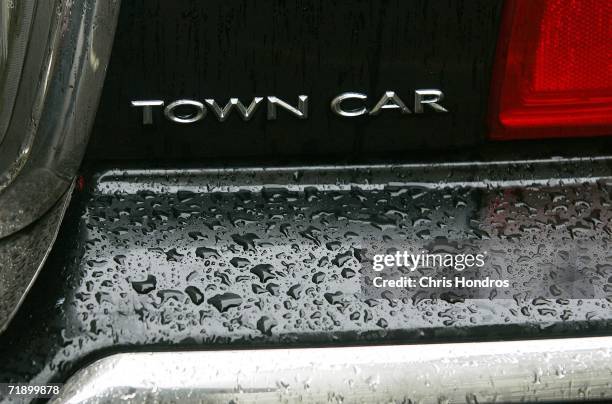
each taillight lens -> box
[489,0,612,140]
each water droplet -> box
[208,293,243,312]
[131,275,157,294]
[185,286,204,305]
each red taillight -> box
[489,0,612,140]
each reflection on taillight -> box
[489,0,612,140]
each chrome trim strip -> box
[54,337,612,403]
[95,156,612,195]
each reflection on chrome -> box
[54,337,612,403]
[0,0,35,146]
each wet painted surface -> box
[88,0,503,162]
[0,191,71,333]
[1,162,612,398]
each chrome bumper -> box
[54,336,612,403]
